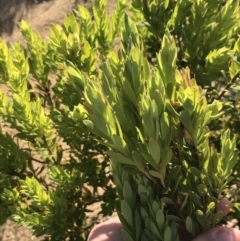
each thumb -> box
[192,226,240,241]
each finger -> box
[87,197,232,241]
[192,226,240,241]
[217,198,231,216]
[87,217,123,241]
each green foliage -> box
[0,0,129,239]
[130,0,240,84]
[83,22,239,239]
[0,0,240,240]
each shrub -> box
[0,0,127,239]
[0,0,240,240]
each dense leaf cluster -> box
[0,0,240,240]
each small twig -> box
[42,135,57,164]
[31,157,45,164]
[85,197,104,206]
[217,71,240,101]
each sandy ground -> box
[0,0,115,43]
[0,0,116,240]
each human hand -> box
[87,199,240,241]
[87,217,240,241]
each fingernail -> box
[214,228,234,241]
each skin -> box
[88,199,240,241]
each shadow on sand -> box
[0,0,53,37]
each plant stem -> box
[217,71,240,101]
